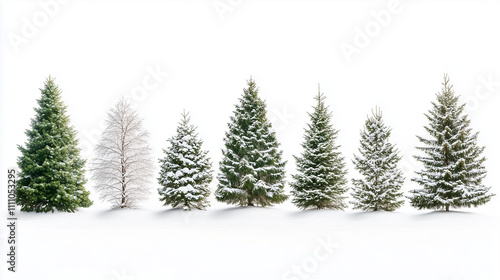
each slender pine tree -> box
[215,78,287,207]
[351,107,405,211]
[158,111,213,210]
[408,74,494,211]
[16,76,92,212]
[291,89,348,210]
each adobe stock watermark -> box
[8,0,70,54]
[80,64,169,155]
[213,0,242,21]
[399,136,422,180]
[464,74,499,114]
[128,64,169,103]
[339,0,403,64]
[400,150,420,182]
[282,235,339,280]
[270,106,296,133]
[110,268,135,280]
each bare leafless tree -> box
[90,97,154,208]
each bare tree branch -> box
[90,97,154,208]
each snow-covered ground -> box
[1,1,500,280]
[2,199,499,280]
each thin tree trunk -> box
[121,165,126,208]
[121,122,126,208]
[446,205,449,212]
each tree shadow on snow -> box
[154,207,191,217]
[413,209,477,218]
[346,210,400,221]
[93,206,141,217]
[210,206,276,218]
[16,210,72,221]
[287,208,343,218]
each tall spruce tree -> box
[408,74,494,211]
[16,76,92,212]
[351,108,404,211]
[215,78,287,206]
[291,89,348,210]
[158,111,213,210]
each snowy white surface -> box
[1,199,499,280]
[1,1,500,279]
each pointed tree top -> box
[244,76,260,98]
[117,95,131,107]
[248,75,255,86]
[180,109,191,126]
[314,85,327,109]
[440,73,454,95]
[443,73,449,85]
[41,75,60,94]
[371,106,382,118]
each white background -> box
[1,1,499,279]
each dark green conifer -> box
[17,77,92,212]
[408,75,494,211]
[291,89,348,210]
[215,78,287,206]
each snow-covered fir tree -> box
[408,75,494,211]
[215,78,287,206]
[158,111,213,210]
[90,97,154,208]
[351,107,405,211]
[291,90,348,210]
[16,76,92,212]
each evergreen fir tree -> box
[408,74,494,211]
[158,111,213,210]
[215,78,287,206]
[351,107,405,211]
[16,76,92,212]
[291,89,348,210]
